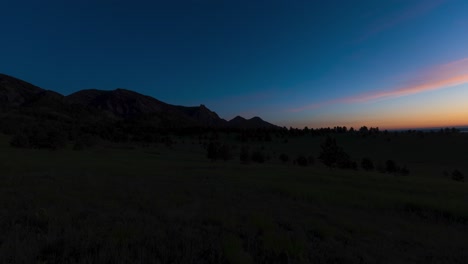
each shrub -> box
[382,160,410,175]
[218,144,231,161]
[207,142,219,161]
[319,137,352,168]
[207,142,231,161]
[296,155,308,166]
[337,157,357,170]
[400,165,410,175]
[452,170,464,182]
[361,158,374,171]
[377,163,386,173]
[240,146,250,163]
[349,161,358,170]
[385,160,399,173]
[10,127,67,150]
[73,134,97,150]
[279,153,289,163]
[10,132,30,148]
[251,151,265,163]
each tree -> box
[207,142,220,161]
[319,137,352,169]
[207,142,231,161]
[452,170,464,182]
[385,160,399,173]
[361,158,374,171]
[279,153,289,163]
[10,132,30,148]
[359,126,369,134]
[319,137,339,167]
[11,126,67,150]
[296,155,308,166]
[218,144,231,161]
[400,165,410,176]
[240,146,250,163]
[251,151,265,163]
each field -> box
[0,132,467,263]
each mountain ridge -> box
[0,73,278,129]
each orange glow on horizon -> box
[287,57,468,130]
[297,112,468,130]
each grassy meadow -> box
[0,132,467,263]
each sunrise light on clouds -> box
[289,57,468,112]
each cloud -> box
[289,57,468,112]
[358,0,446,43]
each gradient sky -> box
[1,0,467,129]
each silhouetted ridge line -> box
[228,115,277,129]
[0,73,278,129]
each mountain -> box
[177,104,228,127]
[0,73,278,130]
[23,90,65,109]
[228,115,278,129]
[66,88,173,118]
[0,73,44,108]
[66,89,229,127]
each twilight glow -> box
[289,58,468,112]
[1,0,467,129]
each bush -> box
[35,128,67,150]
[218,144,231,161]
[377,163,386,173]
[240,146,250,163]
[207,142,231,161]
[361,158,374,171]
[296,155,308,166]
[337,158,357,170]
[319,137,352,168]
[251,151,265,163]
[207,142,219,161]
[10,127,67,150]
[382,160,410,175]
[452,170,464,182]
[349,161,358,170]
[73,134,97,150]
[279,153,289,163]
[400,165,410,176]
[385,160,399,173]
[10,133,30,148]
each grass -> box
[0,133,467,263]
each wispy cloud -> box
[288,57,468,113]
[358,0,446,43]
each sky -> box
[1,0,467,129]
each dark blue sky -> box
[2,0,468,128]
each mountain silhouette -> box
[66,88,173,118]
[0,73,44,107]
[177,104,229,127]
[0,73,278,129]
[228,115,277,129]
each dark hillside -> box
[228,115,278,129]
[66,88,173,118]
[0,73,44,108]
[177,104,228,127]
[0,73,279,144]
